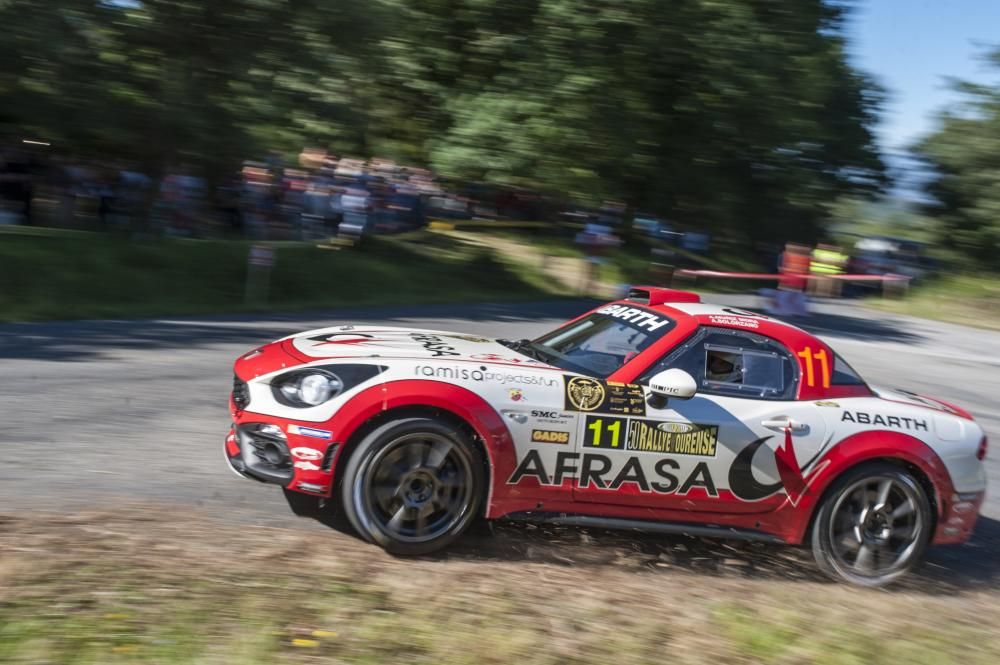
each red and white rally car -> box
[226,287,987,585]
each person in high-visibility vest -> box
[779,243,811,291]
[810,244,848,296]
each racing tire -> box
[340,417,486,556]
[810,462,932,587]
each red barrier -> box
[675,269,910,283]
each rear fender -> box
[778,430,954,544]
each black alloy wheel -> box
[811,462,932,587]
[342,417,485,555]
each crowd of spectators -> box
[0,145,544,240]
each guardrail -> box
[674,269,912,297]
[427,219,553,230]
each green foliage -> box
[0,231,555,321]
[1,1,884,242]
[916,48,1000,269]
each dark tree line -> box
[916,48,1000,270]
[1,0,886,241]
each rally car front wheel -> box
[341,417,486,556]
[811,462,932,587]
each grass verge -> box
[867,273,1000,330]
[0,231,558,322]
[1,510,999,664]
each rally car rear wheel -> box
[811,463,932,587]
[341,417,485,555]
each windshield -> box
[530,305,675,377]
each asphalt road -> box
[2,296,997,584]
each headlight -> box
[270,364,386,408]
[277,370,344,407]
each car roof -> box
[605,286,874,401]
[621,286,810,338]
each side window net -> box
[704,344,786,397]
[642,327,797,400]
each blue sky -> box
[846,0,1000,152]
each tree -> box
[422,0,885,241]
[1,0,885,242]
[917,49,1000,269]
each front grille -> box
[245,430,291,468]
[232,375,250,410]
[234,423,294,484]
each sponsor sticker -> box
[509,388,524,402]
[290,447,324,461]
[507,450,717,497]
[564,376,646,416]
[530,409,574,425]
[581,415,717,457]
[627,418,718,456]
[410,333,460,357]
[509,432,823,505]
[294,460,322,471]
[595,305,672,332]
[842,411,928,431]
[708,315,759,329]
[566,376,605,411]
[815,400,840,408]
[288,425,333,440]
[414,365,560,387]
[531,429,570,444]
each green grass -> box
[0,231,559,322]
[714,602,992,665]
[2,511,999,665]
[867,273,1000,330]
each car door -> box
[499,377,581,504]
[572,327,828,514]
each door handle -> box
[761,417,808,432]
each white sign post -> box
[245,245,275,305]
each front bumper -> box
[225,418,342,496]
[933,490,985,544]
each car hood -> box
[282,325,557,368]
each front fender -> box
[324,379,517,516]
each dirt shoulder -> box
[2,508,999,664]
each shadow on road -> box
[718,300,923,344]
[919,516,1000,590]
[410,515,1000,592]
[798,309,923,344]
[0,300,598,362]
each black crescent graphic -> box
[307,333,375,344]
[721,307,768,319]
[728,436,783,501]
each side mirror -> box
[647,368,698,406]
